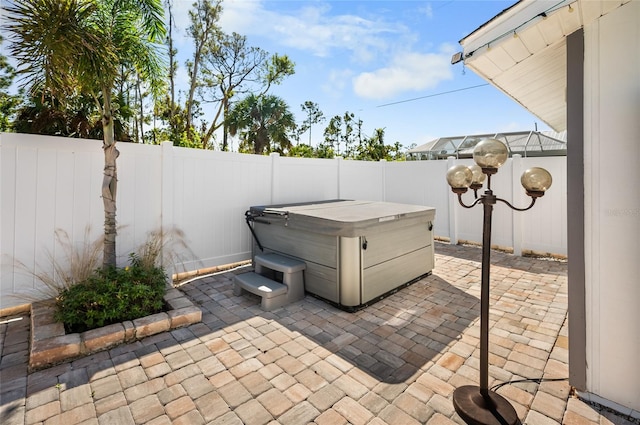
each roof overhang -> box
[457,0,631,132]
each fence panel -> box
[1,134,105,305]
[339,159,385,201]
[521,156,567,255]
[384,160,451,237]
[0,133,567,310]
[271,155,340,204]
[445,155,567,256]
[168,148,271,273]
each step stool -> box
[233,253,306,311]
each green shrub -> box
[54,253,167,333]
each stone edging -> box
[29,288,202,371]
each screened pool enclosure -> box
[407,130,566,160]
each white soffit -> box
[459,0,632,132]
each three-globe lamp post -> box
[445,139,552,425]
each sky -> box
[2,0,552,151]
[168,0,551,151]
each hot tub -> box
[245,200,436,310]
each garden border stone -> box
[29,288,202,371]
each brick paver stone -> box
[530,389,567,422]
[256,390,293,418]
[164,364,200,387]
[98,405,135,425]
[194,391,230,422]
[235,399,273,425]
[181,374,215,399]
[239,371,272,397]
[277,401,319,425]
[283,382,311,403]
[165,395,196,420]
[57,402,97,424]
[124,377,165,402]
[144,361,172,379]
[25,386,59,410]
[333,397,374,425]
[332,374,368,399]
[24,400,60,423]
[314,408,348,425]
[525,409,563,425]
[307,384,345,411]
[94,392,127,416]
[171,409,206,425]
[129,395,164,424]
[378,404,422,425]
[3,245,634,425]
[118,366,148,390]
[145,415,172,425]
[426,413,459,425]
[394,392,434,423]
[164,350,194,370]
[218,380,252,408]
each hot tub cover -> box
[249,200,435,237]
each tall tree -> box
[323,115,341,154]
[199,32,265,150]
[198,32,295,150]
[322,111,360,157]
[165,0,177,123]
[227,94,296,155]
[298,101,325,146]
[5,0,166,268]
[0,34,21,131]
[185,0,222,141]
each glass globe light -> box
[521,167,552,197]
[446,165,473,193]
[473,138,508,171]
[469,164,486,189]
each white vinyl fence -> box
[0,133,567,310]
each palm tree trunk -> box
[101,87,119,268]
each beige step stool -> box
[233,252,306,311]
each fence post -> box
[270,152,279,204]
[379,159,387,201]
[161,141,174,283]
[447,157,458,245]
[511,154,523,256]
[336,156,343,199]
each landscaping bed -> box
[28,287,201,371]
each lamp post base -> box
[453,386,520,425]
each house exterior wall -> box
[582,1,640,412]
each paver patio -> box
[0,242,636,424]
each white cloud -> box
[322,68,355,99]
[218,0,264,34]
[166,1,455,103]
[168,0,264,48]
[352,50,454,100]
[216,1,409,63]
[167,0,194,47]
[418,3,434,19]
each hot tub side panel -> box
[360,221,434,304]
[251,221,341,303]
[338,237,362,307]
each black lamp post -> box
[446,139,552,425]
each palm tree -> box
[5,0,166,268]
[227,94,296,154]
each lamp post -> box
[446,139,552,425]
